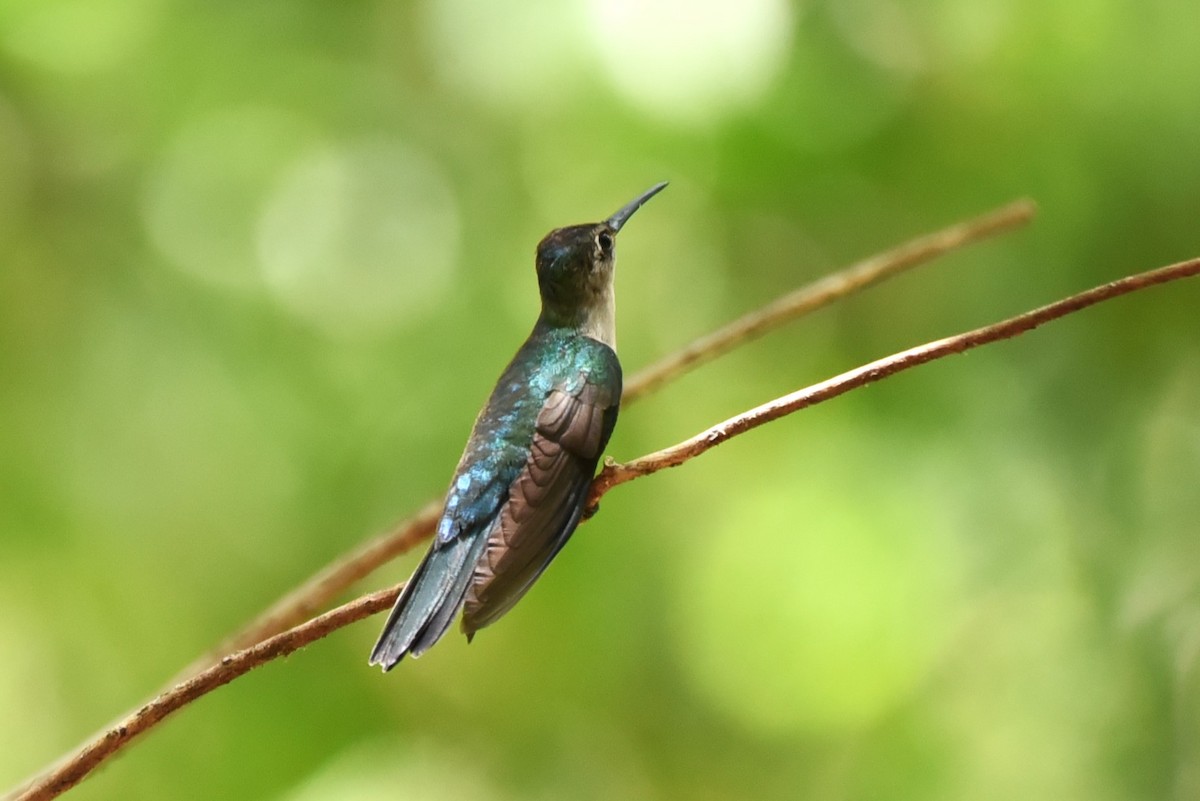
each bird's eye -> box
[597,231,614,251]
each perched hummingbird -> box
[369,183,667,669]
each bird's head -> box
[534,183,666,332]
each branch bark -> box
[10,252,1198,801]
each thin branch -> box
[10,585,403,801]
[11,254,1198,801]
[622,198,1037,403]
[589,255,1200,502]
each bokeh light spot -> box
[0,599,68,771]
[830,0,927,75]
[257,138,459,339]
[927,0,1012,64]
[1,0,162,73]
[584,0,795,124]
[142,106,321,291]
[674,439,960,735]
[282,740,498,801]
[1122,360,1200,631]
[422,0,591,108]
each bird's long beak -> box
[607,182,668,232]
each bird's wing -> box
[462,358,620,634]
[368,442,520,668]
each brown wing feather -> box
[462,383,616,634]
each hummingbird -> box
[369,182,667,669]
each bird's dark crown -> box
[534,222,616,326]
[529,183,667,332]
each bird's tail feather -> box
[368,534,485,670]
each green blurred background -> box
[3,0,1199,799]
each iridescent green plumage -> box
[369,184,665,669]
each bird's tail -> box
[368,534,485,670]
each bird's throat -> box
[579,288,616,350]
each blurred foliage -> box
[2,0,1199,799]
